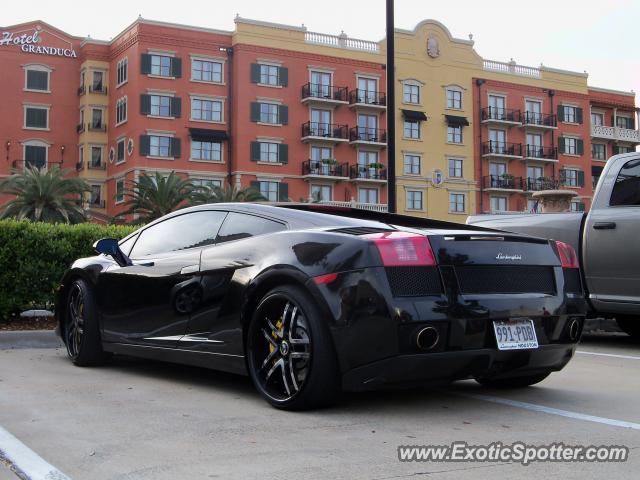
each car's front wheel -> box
[246,285,341,410]
[475,372,551,388]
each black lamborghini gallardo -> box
[55,204,587,409]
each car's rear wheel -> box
[616,316,640,340]
[65,279,110,366]
[246,285,340,410]
[475,372,551,388]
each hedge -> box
[0,220,137,321]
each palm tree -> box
[121,171,194,222]
[190,185,265,205]
[0,166,89,224]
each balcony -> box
[349,164,387,182]
[526,177,560,191]
[591,125,640,144]
[302,160,349,179]
[87,122,107,133]
[75,161,84,171]
[522,111,557,129]
[481,107,522,126]
[76,123,85,133]
[481,141,523,159]
[483,175,524,192]
[348,89,387,110]
[301,83,349,106]
[301,122,349,144]
[349,127,387,148]
[77,85,86,96]
[87,161,107,170]
[89,84,108,95]
[11,159,62,170]
[523,145,558,163]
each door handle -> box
[593,222,616,230]
[135,261,155,267]
[180,265,200,275]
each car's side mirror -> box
[93,238,132,267]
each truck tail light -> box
[364,231,437,267]
[555,241,579,269]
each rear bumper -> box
[342,343,575,392]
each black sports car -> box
[56,203,587,409]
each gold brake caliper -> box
[269,319,283,354]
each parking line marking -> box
[459,393,640,430]
[577,350,640,361]
[0,424,71,480]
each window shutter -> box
[250,141,261,161]
[279,105,288,125]
[611,115,615,126]
[558,136,565,154]
[250,102,260,122]
[250,180,261,192]
[278,144,288,164]
[278,182,289,201]
[140,54,152,74]
[140,94,151,115]
[576,107,583,124]
[139,135,150,156]
[171,57,182,78]
[279,67,288,87]
[557,105,565,122]
[171,97,181,118]
[170,137,181,158]
[577,139,584,155]
[250,63,261,83]
[577,170,585,187]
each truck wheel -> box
[475,372,551,388]
[616,316,640,340]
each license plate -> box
[493,318,538,350]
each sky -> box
[2,0,638,102]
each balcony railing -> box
[349,89,386,106]
[87,122,107,132]
[483,59,541,79]
[483,175,524,191]
[89,84,108,94]
[522,111,557,128]
[304,31,379,53]
[87,161,106,170]
[317,200,387,212]
[591,125,640,143]
[88,199,106,209]
[302,160,349,178]
[77,85,86,96]
[481,107,522,123]
[482,141,523,157]
[526,177,560,191]
[11,159,62,170]
[524,145,558,160]
[301,122,349,140]
[76,123,85,133]
[350,164,387,180]
[301,83,348,102]
[349,127,387,143]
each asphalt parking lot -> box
[0,332,638,480]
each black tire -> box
[246,284,341,410]
[64,279,110,366]
[616,316,640,340]
[475,372,551,388]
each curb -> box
[0,330,63,350]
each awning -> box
[188,128,228,142]
[401,109,428,121]
[445,115,469,126]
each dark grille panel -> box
[563,268,582,293]
[455,266,555,295]
[385,266,442,297]
[331,226,394,235]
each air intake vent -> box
[563,268,582,294]
[332,226,395,235]
[385,266,442,297]
[455,266,555,295]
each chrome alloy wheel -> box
[66,283,85,358]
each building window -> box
[151,55,172,77]
[358,187,379,204]
[91,109,103,129]
[448,158,463,178]
[616,146,633,154]
[192,59,223,83]
[490,196,507,212]
[259,142,279,163]
[449,193,465,213]
[447,125,462,144]
[24,143,47,169]
[260,103,279,124]
[403,83,420,104]
[570,201,585,212]
[192,178,223,189]
[311,184,332,202]
[403,154,420,175]
[116,58,128,86]
[191,140,222,162]
[446,88,462,109]
[591,112,604,126]
[25,68,49,91]
[562,105,578,123]
[616,116,633,130]
[116,97,127,125]
[191,98,223,122]
[260,64,279,86]
[564,137,578,155]
[357,77,379,104]
[149,136,171,157]
[259,181,279,201]
[563,169,580,187]
[592,143,606,160]
[90,146,102,167]
[150,95,171,117]
[403,120,420,139]
[115,178,125,204]
[89,185,102,207]
[406,190,423,210]
[116,139,126,164]
[90,71,105,93]
[24,106,48,129]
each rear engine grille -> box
[563,268,582,294]
[331,226,395,235]
[385,266,442,297]
[455,266,555,295]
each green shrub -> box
[0,220,137,321]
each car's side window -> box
[130,210,228,258]
[216,212,286,244]
[118,233,139,256]
[610,158,640,206]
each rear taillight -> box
[555,241,579,269]
[364,231,437,267]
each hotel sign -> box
[0,29,77,58]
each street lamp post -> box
[386,0,396,213]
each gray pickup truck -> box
[468,152,640,338]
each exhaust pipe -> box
[568,318,581,342]
[416,326,439,351]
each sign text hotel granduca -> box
[0,29,77,58]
